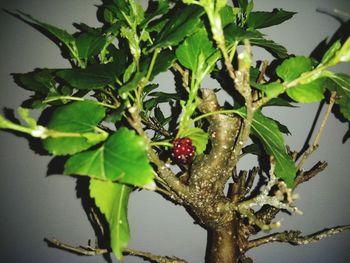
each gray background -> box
[0,0,349,262]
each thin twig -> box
[247,225,350,250]
[294,161,328,187]
[296,92,337,170]
[45,238,187,263]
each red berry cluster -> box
[172,137,196,165]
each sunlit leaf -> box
[43,101,106,155]
[276,56,313,82]
[287,79,325,103]
[65,127,154,186]
[90,179,132,260]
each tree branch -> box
[45,238,187,263]
[296,91,337,170]
[247,225,350,250]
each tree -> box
[0,0,349,262]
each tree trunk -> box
[206,221,240,263]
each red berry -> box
[172,137,196,164]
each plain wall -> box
[0,0,349,262]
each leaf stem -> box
[43,96,118,109]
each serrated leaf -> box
[249,36,289,59]
[224,25,289,58]
[178,127,209,155]
[176,29,215,73]
[89,179,132,260]
[155,5,204,48]
[16,11,75,51]
[12,69,57,95]
[247,9,296,29]
[65,127,154,186]
[57,63,122,90]
[236,109,296,187]
[277,56,313,82]
[43,101,106,155]
[75,32,107,60]
[325,73,350,121]
[287,78,325,103]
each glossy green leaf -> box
[276,56,313,81]
[65,127,154,186]
[176,29,215,73]
[236,109,296,187]
[43,101,106,155]
[57,63,122,90]
[178,127,209,154]
[75,32,107,60]
[155,5,204,48]
[325,73,350,121]
[287,79,325,103]
[89,179,132,260]
[247,9,296,29]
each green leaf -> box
[43,101,106,155]
[16,11,75,51]
[155,5,204,48]
[236,109,296,187]
[89,179,132,260]
[277,56,313,82]
[220,5,236,28]
[247,9,296,29]
[143,0,170,26]
[336,37,350,63]
[18,107,37,128]
[224,25,289,58]
[75,32,107,60]
[325,73,350,121]
[147,49,177,80]
[259,82,284,98]
[249,36,289,59]
[57,63,122,90]
[321,40,341,65]
[178,127,209,155]
[143,92,180,111]
[175,29,215,73]
[118,71,145,98]
[12,69,57,95]
[287,78,325,103]
[65,127,154,186]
